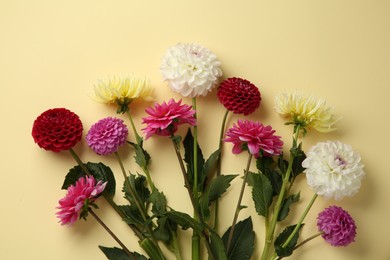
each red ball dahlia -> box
[32,108,83,152]
[217,77,261,115]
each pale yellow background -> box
[1,0,389,259]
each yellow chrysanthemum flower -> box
[92,76,154,113]
[274,92,338,132]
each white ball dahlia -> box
[302,141,365,201]
[160,43,223,98]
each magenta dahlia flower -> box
[32,108,83,152]
[317,206,357,247]
[56,175,107,225]
[217,77,261,115]
[86,117,128,155]
[224,120,283,157]
[142,99,196,139]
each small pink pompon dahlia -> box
[32,108,83,152]
[224,119,283,158]
[317,206,357,247]
[217,77,261,115]
[86,117,128,155]
[56,176,107,225]
[142,99,196,139]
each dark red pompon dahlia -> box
[217,77,261,115]
[32,108,83,152]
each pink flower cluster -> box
[224,119,283,158]
[86,117,128,155]
[142,99,196,139]
[56,176,107,225]
[317,206,357,247]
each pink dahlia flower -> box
[217,77,261,115]
[142,99,196,139]
[317,206,357,247]
[86,117,128,155]
[32,108,83,152]
[224,120,283,157]
[56,176,107,225]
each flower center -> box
[335,154,347,169]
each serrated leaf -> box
[98,246,148,260]
[252,173,273,217]
[124,174,150,206]
[291,149,306,179]
[274,224,304,257]
[119,205,144,226]
[183,129,205,190]
[163,211,203,232]
[222,217,255,260]
[128,141,151,169]
[278,192,300,221]
[149,189,167,215]
[153,217,170,242]
[62,162,116,197]
[200,149,220,187]
[200,174,237,220]
[210,231,228,260]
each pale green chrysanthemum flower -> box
[274,92,339,132]
[92,76,154,113]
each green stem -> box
[171,137,216,260]
[114,152,148,222]
[191,97,200,260]
[213,109,229,231]
[89,209,132,256]
[261,127,301,260]
[275,232,323,260]
[126,110,142,144]
[115,151,166,259]
[226,153,253,251]
[282,194,318,247]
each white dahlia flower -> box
[160,43,223,98]
[302,141,365,201]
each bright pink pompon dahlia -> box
[224,119,283,157]
[56,176,107,225]
[142,99,196,139]
[32,108,83,152]
[86,117,128,155]
[217,77,261,116]
[317,206,357,247]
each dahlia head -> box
[274,92,338,132]
[217,77,261,115]
[302,141,365,201]
[142,99,196,139]
[224,119,283,158]
[56,175,107,225]
[160,43,223,98]
[317,206,357,247]
[86,117,129,155]
[32,108,83,152]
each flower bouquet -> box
[32,43,365,260]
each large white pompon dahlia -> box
[160,43,223,98]
[302,141,365,201]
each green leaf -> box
[200,149,220,187]
[278,192,300,221]
[256,156,274,173]
[274,224,304,257]
[128,141,151,169]
[98,246,148,260]
[200,174,237,220]
[149,189,167,215]
[291,149,306,179]
[124,174,150,206]
[251,173,273,217]
[222,217,255,260]
[183,129,205,190]
[153,217,171,242]
[62,162,116,197]
[119,205,144,226]
[163,211,203,232]
[210,231,228,260]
